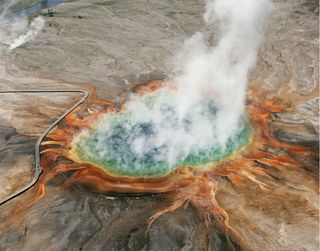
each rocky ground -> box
[0,0,318,250]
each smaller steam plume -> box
[0,0,45,50]
[8,16,45,50]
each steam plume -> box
[8,16,45,50]
[174,0,272,146]
[0,0,45,50]
[75,0,272,173]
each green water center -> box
[72,89,250,177]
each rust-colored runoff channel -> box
[0,89,89,206]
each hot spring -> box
[71,88,251,177]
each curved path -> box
[0,89,89,206]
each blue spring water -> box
[72,90,251,177]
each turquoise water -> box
[73,90,250,177]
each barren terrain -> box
[0,0,318,250]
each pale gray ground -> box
[0,0,318,250]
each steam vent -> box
[0,0,318,251]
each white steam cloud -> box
[174,0,272,146]
[0,1,45,50]
[76,0,272,173]
[8,16,45,50]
